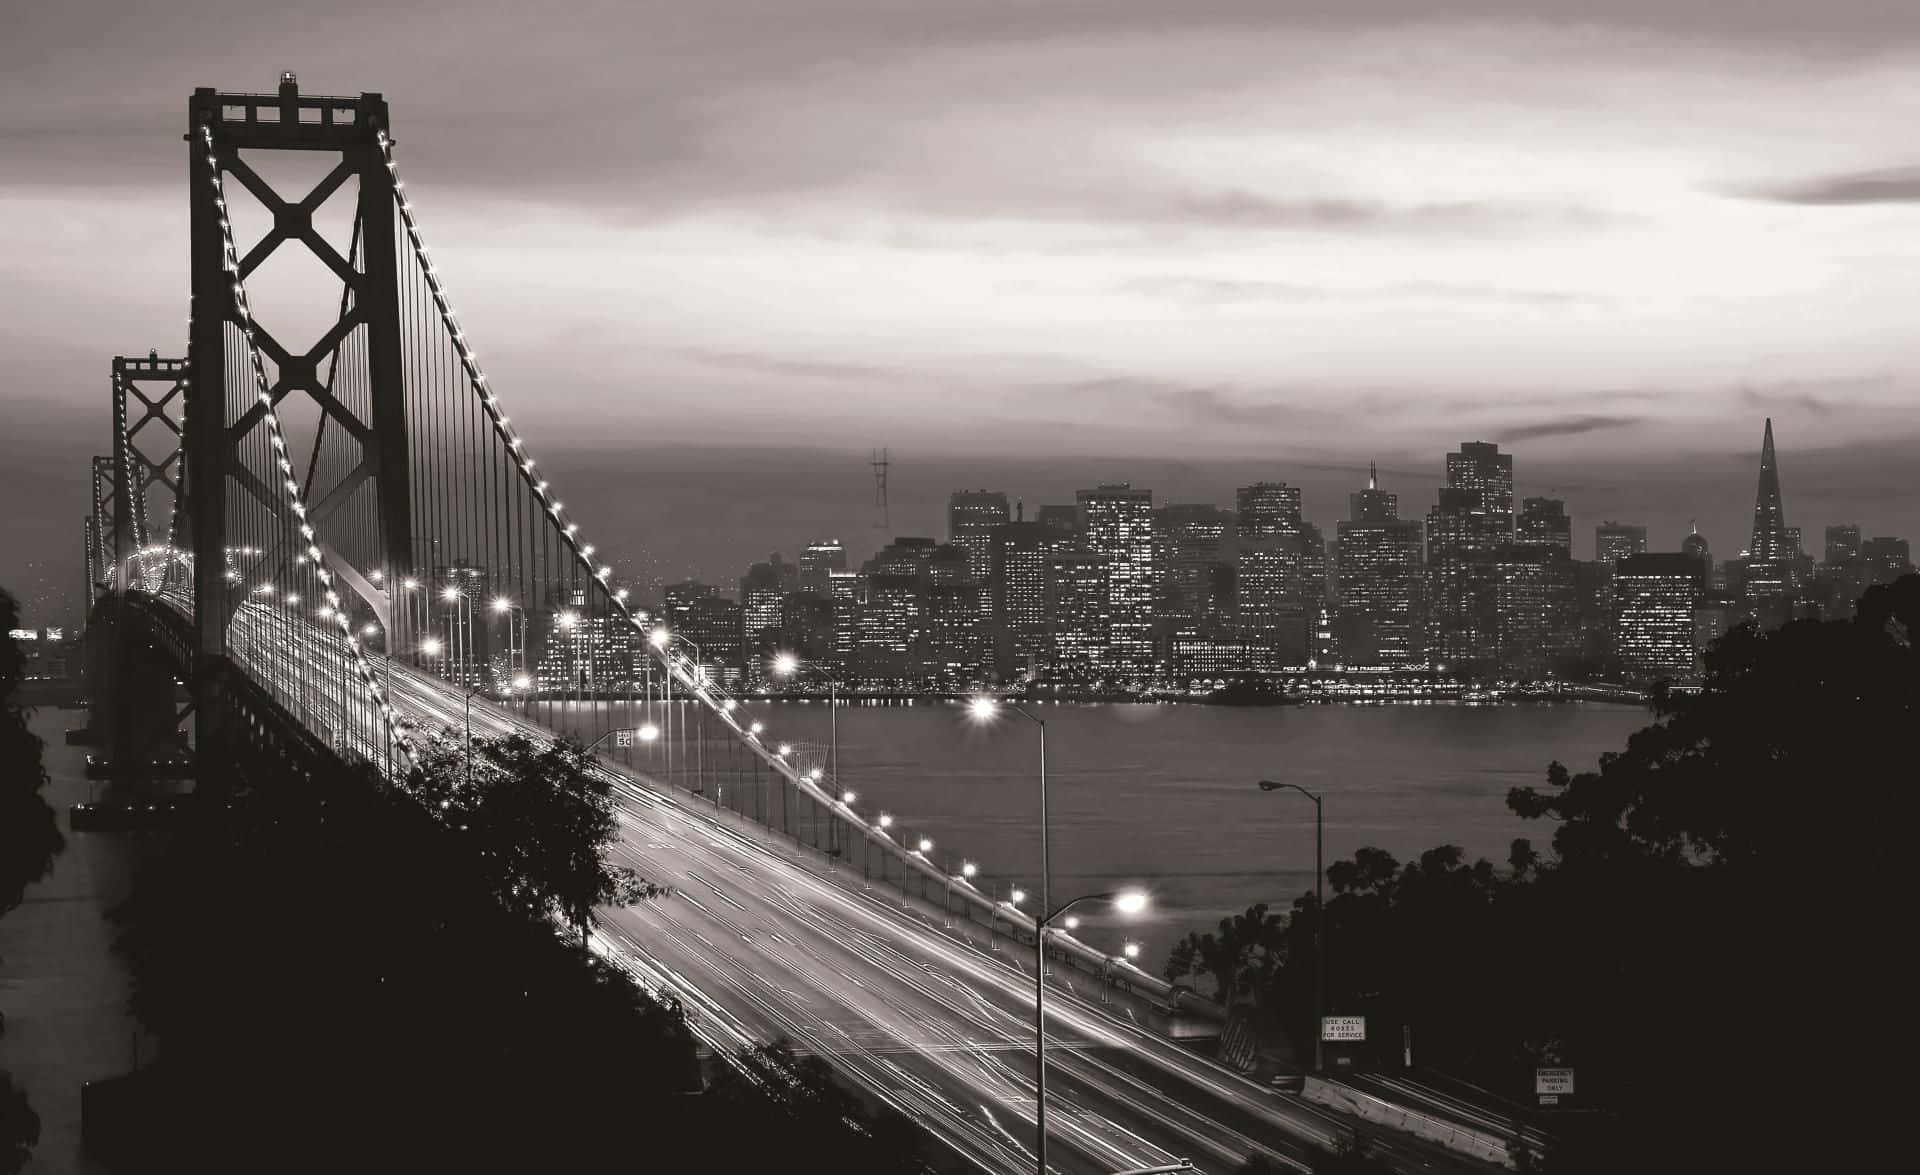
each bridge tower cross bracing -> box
[110,352,189,570]
[185,75,414,776]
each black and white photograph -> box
[1,3,1915,1173]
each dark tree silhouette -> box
[1202,576,1920,1175]
[406,730,662,935]
[0,1071,40,1175]
[1,588,60,1175]
[0,589,63,917]
[1165,902,1286,1005]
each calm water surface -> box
[545,700,1648,964]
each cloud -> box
[1494,415,1644,442]
[1743,166,1920,205]
[1119,275,1601,306]
[1158,190,1613,235]
[670,347,900,383]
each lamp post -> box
[1258,778,1325,1074]
[462,682,484,789]
[491,596,526,680]
[967,694,1047,951]
[442,584,473,686]
[1030,889,1151,1175]
[773,652,841,849]
[420,636,446,681]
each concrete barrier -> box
[1302,1077,1515,1168]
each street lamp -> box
[441,584,473,686]
[966,693,1048,949]
[1029,890,1150,1175]
[491,596,526,678]
[1258,778,1326,1073]
[772,651,841,813]
[420,636,445,678]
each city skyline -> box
[7,2,1920,602]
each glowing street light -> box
[841,790,857,805]
[961,862,977,880]
[638,723,659,742]
[772,652,843,808]
[1027,887,1150,1175]
[649,627,670,649]
[877,813,893,831]
[916,837,933,854]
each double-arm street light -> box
[1258,778,1326,1073]
[1031,889,1150,1175]
[970,694,1152,1175]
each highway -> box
[219,600,1500,1175]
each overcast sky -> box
[4,1,1919,612]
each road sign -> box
[1538,1094,1559,1106]
[1321,1016,1366,1042]
[1535,1067,1574,1096]
[615,730,634,748]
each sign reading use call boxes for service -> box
[1320,1016,1367,1042]
[1535,1068,1574,1104]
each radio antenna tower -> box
[869,447,890,530]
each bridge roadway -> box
[223,602,1493,1175]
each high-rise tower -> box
[1737,418,1800,621]
[1747,418,1791,564]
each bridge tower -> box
[184,74,414,780]
[110,352,189,571]
[88,455,115,593]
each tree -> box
[0,589,62,917]
[0,1071,39,1175]
[1165,903,1285,1005]
[406,730,664,934]
[1,589,59,1175]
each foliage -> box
[0,1070,40,1175]
[405,729,663,930]
[0,589,63,917]
[1202,575,1920,1174]
[107,749,947,1171]
[0,588,59,1175]
[1165,902,1286,1005]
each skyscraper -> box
[1517,498,1572,553]
[1426,443,1514,673]
[1235,481,1305,669]
[1076,484,1156,681]
[1824,524,1862,568]
[989,519,1060,681]
[1734,418,1800,625]
[1045,547,1109,678]
[1595,522,1648,568]
[1613,553,1705,681]
[798,539,847,596]
[1445,442,1514,524]
[1861,537,1915,588]
[947,490,1010,582]
[1156,503,1233,619]
[1335,463,1422,665]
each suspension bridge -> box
[78,76,1511,1175]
